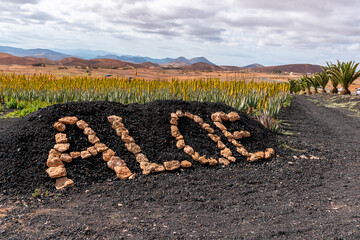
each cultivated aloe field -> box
[0,73,290,131]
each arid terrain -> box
[0,94,359,239]
[0,53,360,239]
[0,52,317,82]
[2,64,360,92]
[0,63,299,82]
[1,52,360,92]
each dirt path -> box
[0,95,359,239]
[281,95,360,223]
[281,95,360,198]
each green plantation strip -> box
[1,88,290,117]
[0,87,289,116]
[289,60,360,95]
[0,74,291,132]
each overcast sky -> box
[1,0,360,66]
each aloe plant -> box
[258,112,280,133]
[0,73,290,131]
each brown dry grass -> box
[0,64,300,82]
[1,64,359,90]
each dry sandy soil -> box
[0,94,359,239]
[0,64,300,83]
[2,64,360,93]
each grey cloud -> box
[222,15,294,29]
[2,0,39,3]
[75,1,222,41]
[104,5,211,23]
[5,11,57,25]
[110,18,181,30]
[0,0,55,25]
[182,23,225,41]
[25,12,55,23]
[4,0,360,58]
[231,0,339,13]
[0,17,20,24]
[150,7,213,21]
[137,29,181,37]
[0,3,24,12]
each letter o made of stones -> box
[172,111,234,165]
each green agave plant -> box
[323,62,339,93]
[306,75,320,93]
[314,71,329,93]
[287,79,300,94]
[299,75,312,94]
[327,60,360,94]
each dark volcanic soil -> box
[0,100,275,195]
[0,95,359,239]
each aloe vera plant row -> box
[0,73,290,131]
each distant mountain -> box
[57,57,139,69]
[51,48,115,60]
[171,56,189,64]
[160,61,189,68]
[0,46,71,61]
[221,66,243,71]
[139,62,161,68]
[0,53,55,65]
[96,54,215,65]
[221,63,322,74]
[243,63,264,68]
[252,64,323,74]
[0,47,323,74]
[0,53,143,69]
[188,57,215,65]
[170,56,215,65]
[0,46,216,66]
[143,57,173,64]
[57,57,89,66]
[182,62,224,71]
[143,57,174,64]
[0,53,173,69]
[98,55,174,64]
[96,54,150,64]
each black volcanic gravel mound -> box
[0,100,277,194]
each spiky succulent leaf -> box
[327,61,360,92]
